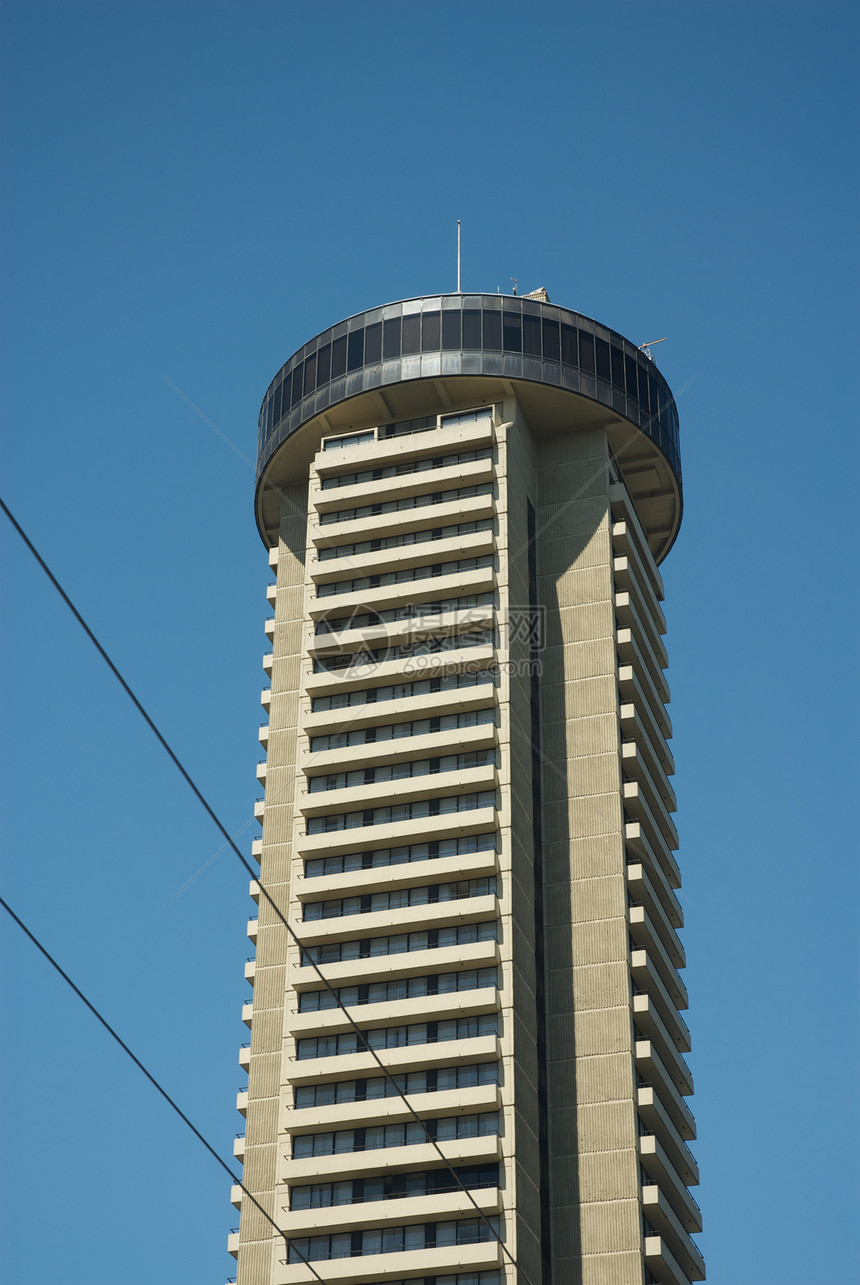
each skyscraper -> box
[230,291,702,1285]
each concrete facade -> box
[230,295,702,1285]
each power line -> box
[0,895,327,1284]
[0,495,525,1281]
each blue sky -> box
[1,2,858,1282]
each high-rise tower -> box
[230,292,703,1285]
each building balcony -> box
[283,1080,501,1135]
[632,959,690,1049]
[616,624,669,708]
[239,1044,250,1071]
[289,937,500,996]
[297,763,498,818]
[301,678,498,736]
[313,416,494,480]
[275,1237,503,1284]
[303,644,496,699]
[634,1005,694,1096]
[310,527,497,584]
[256,761,267,784]
[281,1133,503,1186]
[251,838,263,860]
[307,566,497,620]
[309,491,496,548]
[635,1033,694,1115]
[247,918,259,943]
[280,1184,502,1238]
[617,664,671,741]
[291,892,499,948]
[615,590,666,676]
[609,512,666,602]
[622,780,678,853]
[254,800,265,823]
[263,652,274,674]
[244,959,256,985]
[640,1138,702,1231]
[306,604,495,658]
[286,984,499,1040]
[625,859,683,936]
[227,1230,240,1259]
[620,737,676,813]
[311,457,495,514]
[613,554,667,636]
[637,1086,699,1180]
[628,904,687,998]
[284,1033,502,1087]
[643,1186,705,1279]
[236,1090,248,1117]
[295,805,499,858]
[266,581,277,603]
[644,1233,704,1285]
[619,702,673,779]
[299,721,498,777]
[242,1003,254,1029]
[261,687,271,710]
[230,1183,243,1208]
[259,723,270,747]
[233,1135,245,1160]
[264,616,275,640]
[624,820,681,891]
[292,849,500,905]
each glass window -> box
[463,309,482,348]
[502,311,522,353]
[422,311,441,349]
[611,345,625,388]
[625,352,638,397]
[316,344,331,388]
[303,353,317,396]
[595,337,611,380]
[579,331,595,373]
[560,323,577,366]
[483,310,501,350]
[331,335,347,378]
[383,316,401,358]
[442,309,461,350]
[364,322,382,364]
[272,382,283,424]
[522,313,541,357]
[347,329,364,371]
[291,362,304,406]
[542,317,560,362]
[402,314,421,354]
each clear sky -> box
[1,2,858,1282]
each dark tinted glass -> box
[463,309,482,348]
[560,323,576,365]
[273,382,283,423]
[595,337,610,380]
[422,311,441,349]
[331,336,347,378]
[304,353,317,396]
[402,315,421,354]
[316,344,331,388]
[483,311,501,350]
[383,317,401,359]
[542,317,560,362]
[291,362,304,406]
[347,329,364,371]
[625,353,638,397]
[579,331,595,373]
[364,323,382,364]
[611,345,625,388]
[503,311,522,353]
[522,314,541,357]
[441,310,461,350]
[281,371,292,412]
[638,362,650,409]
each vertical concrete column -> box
[237,483,306,1285]
[538,430,643,1285]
